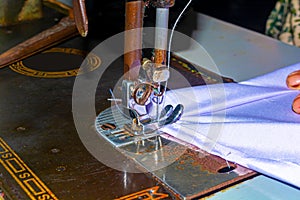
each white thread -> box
[167,0,193,69]
[161,0,193,111]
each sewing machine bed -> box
[93,56,257,199]
[0,40,258,199]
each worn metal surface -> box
[125,138,257,199]
[92,53,255,199]
[0,39,254,200]
[0,45,170,199]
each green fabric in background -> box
[266,0,300,47]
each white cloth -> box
[162,62,300,188]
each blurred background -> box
[84,0,278,39]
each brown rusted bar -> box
[72,0,88,37]
[152,1,175,66]
[153,8,168,67]
[124,0,144,80]
[0,16,78,68]
[154,48,167,66]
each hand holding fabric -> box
[286,70,300,114]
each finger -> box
[292,94,300,114]
[286,70,300,90]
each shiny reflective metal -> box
[95,102,183,147]
[95,105,162,147]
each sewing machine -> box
[91,0,300,199]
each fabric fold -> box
[162,62,300,188]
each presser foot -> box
[123,104,184,135]
[95,104,183,148]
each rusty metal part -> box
[133,83,153,105]
[154,7,169,66]
[124,0,144,80]
[72,0,88,37]
[100,123,117,130]
[154,49,167,65]
[146,135,258,199]
[150,0,175,8]
[0,16,78,68]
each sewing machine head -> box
[94,0,185,151]
[116,0,184,136]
